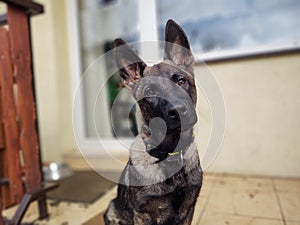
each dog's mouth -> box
[144,106,197,160]
[145,115,197,160]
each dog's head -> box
[114,20,197,135]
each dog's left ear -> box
[114,38,147,89]
[164,20,194,68]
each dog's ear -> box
[114,39,146,89]
[164,20,194,68]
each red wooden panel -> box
[0,201,3,225]
[0,28,23,207]
[7,6,42,193]
[0,125,4,149]
[0,102,4,150]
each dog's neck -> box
[141,125,195,161]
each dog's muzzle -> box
[165,101,197,132]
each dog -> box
[104,19,202,225]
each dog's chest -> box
[130,166,202,209]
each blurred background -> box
[1,0,299,176]
[16,0,300,178]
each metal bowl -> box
[43,162,73,182]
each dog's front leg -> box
[133,210,154,225]
[179,206,196,225]
[176,185,201,225]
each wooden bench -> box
[0,1,57,224]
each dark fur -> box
[104,20,202,225]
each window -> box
[156,0,300,60]
[68,0,299,152]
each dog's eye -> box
[145,88,156,97]
[177,78,187,86]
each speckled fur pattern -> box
[104,20,202,225]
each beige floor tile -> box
[248,218,284,225]
[286,221,300,225]
[274,178,300,193]
[198,212,283,225]
[205,186,236,214]
[199,212,250,225]
[192,196,207,225]
[234,189,282,219]
[278,192,300,221]
[205,185,282,219]
[199,173,216,198]
[214,174,274,192]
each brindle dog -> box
[104,20,202,225]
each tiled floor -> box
[3,173,300,225]
[193,173,300,225]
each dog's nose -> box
[168,104,187,119]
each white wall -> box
[197,54,300,177]
[29,1,300,177]
[31,0,75,162]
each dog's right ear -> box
[114,39,146,90]
[164,20,194,69]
